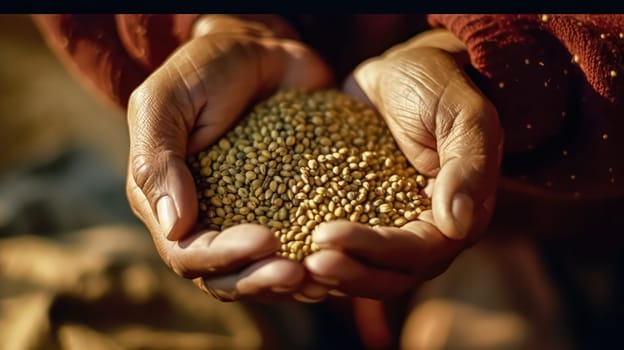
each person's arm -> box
[32,14,152,109]
[429,14,624,103]
[31,14,298,110]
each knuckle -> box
[128,150,172,207]
[130,153,161,194]
[128,73,187,130]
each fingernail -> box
[293,293,325,303]
[310,275,339,286]
[451,192,474,239]
[311,222,338,248]
[328,289,347,297]
[157,195,178,239]
[311,223,328,243]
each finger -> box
[199,256,305,301]
[127,35,332,242]
[431,90,502,239]
[167,224,280,279]
[304,250,414,299]
[127,72,200,242]
[127,172,280,278]
[312,220,463,276]
[428,61,502,239]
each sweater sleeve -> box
[426,14,624,239]
[428,14,624,103]
[32,14,200,110]
[428,15,580,157]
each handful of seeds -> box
[189,90,431,261]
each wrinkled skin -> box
[126,15,503,302]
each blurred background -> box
[0,14,268,349]
[0,15,131,234]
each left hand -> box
[303,30,504,299]
[125,14,333,302]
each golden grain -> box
[190,90,431,261]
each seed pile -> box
[189,90,431,261]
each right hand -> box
[125,15,333,301]
[304,30,504,299]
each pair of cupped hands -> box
[126,15,503,303]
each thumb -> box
[430,74,503,240]
[127,83,198,242]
